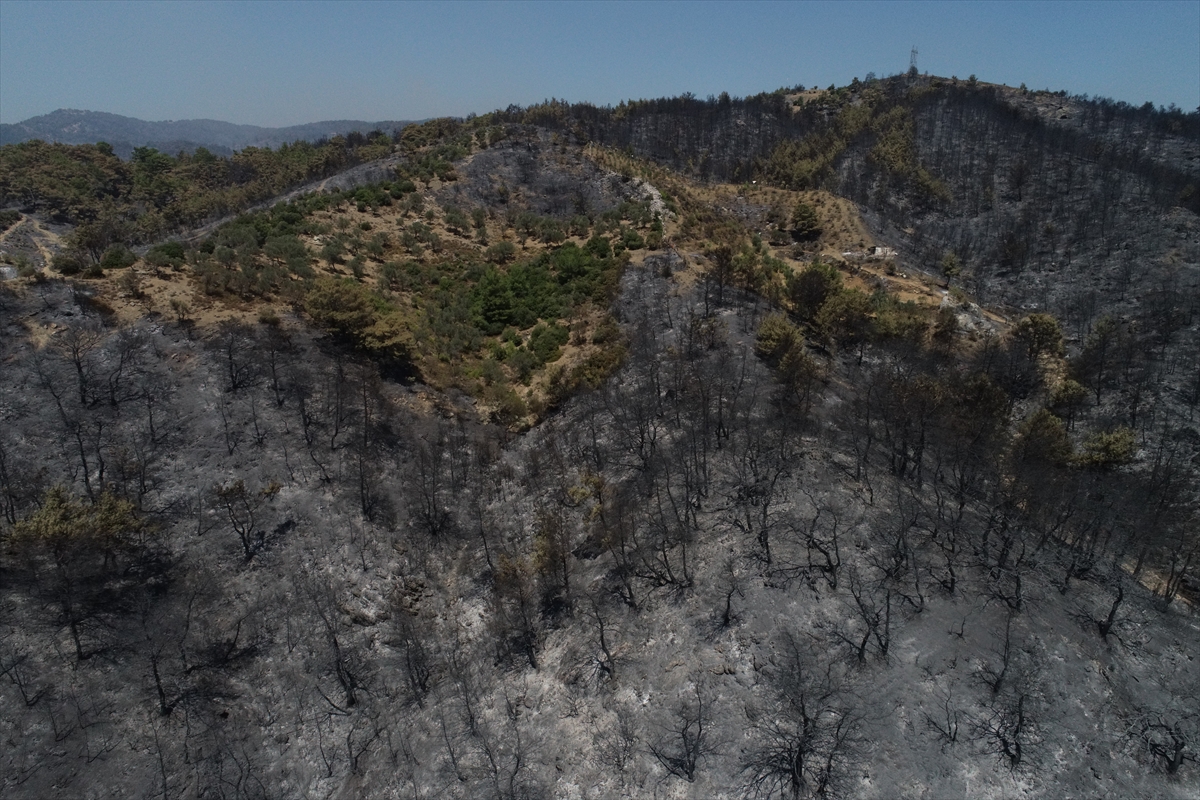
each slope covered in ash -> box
[1,243,1197,799]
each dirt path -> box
[0,216,65,269]
[27,218,63,266]
[177,155,405,243]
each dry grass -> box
[21,145,1000,406]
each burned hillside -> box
[0,76,1198,799]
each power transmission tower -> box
[909,46,919,75]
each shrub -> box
[53,252,85,275]
[145,241,186,268]
[1013,313,1064,359]
[529,322,569,364]
[755,313,802,365]
[1078,428,1135,469]
[1016,408,1072,465]
[100,245,137,270]
[791,201,822,240]
[443,206,470,234]
[509,348,539,384]
[789,260,843,319]
[486,241,517,264]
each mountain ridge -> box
[0,107,415,155]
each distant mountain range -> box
[0,109,415,158]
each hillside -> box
[0,131,401,244]
[0,108,415,157]
[0,78,1198,800]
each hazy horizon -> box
[3,108,414,127]
[1,0,1197,127]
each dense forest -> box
[0,75,1198,799]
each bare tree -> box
[54,322,105,407]
[971,613,1043,770]
[822,566,892,665]
[1123,672,1200,775]
[634,459,696,590]
[304,577,371,710]
[491,555,541,670]
[741,633,863,799]
[921,681,961,749]
[214,322,260,394]
[649,681,716,782]
[210,480,280,561]
[595,705,639,771]
[717,555,746,629]
[972,691,1039,771]
[0,640,50,708]
[585,596,618,681]
[533,507,573,617]
[407,432,453,538]
[723,411,795,566]
[390,610,435,706]
[1127,709,1199,775]
[473,689,542,800]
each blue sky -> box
[1,0,1196,126]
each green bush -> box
[791,202,822,240]
[145,241,186,268]
[756,313,802,364]
[1078,428,1135,469]
[443,206,470,234]
[154,241,185,260]
[1013,313,1064,359]
[529,322,569,364]
[584,235,612,260]
[539,221,566,244]
[471,242,617,335]
[814,289,873,345]
[509,348,539,384]
[790,260,843,319]
[264,235,310,273]
[1017,408,1072,465]
[486,241,517,264]
[570,342,626,391]
[620,226,645,250]
[100,245,137,270]
[53,252,85,275]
